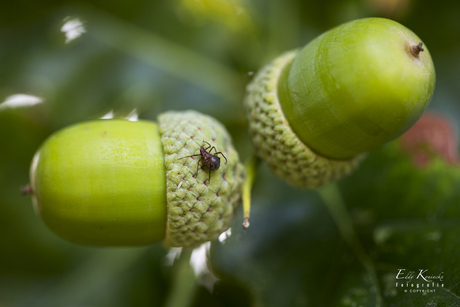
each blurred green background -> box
[1,0,460,306]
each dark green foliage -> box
[1,0,460,306]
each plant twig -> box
[165,248,197,307]
[318,184,382,306]
[242,155,259,229]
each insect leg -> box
[214,152,228,163]
[179,154,201,160]
[202,141,212,151]
[196,157,203,176]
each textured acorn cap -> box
[244,51,364,189]
[159,111,245,248]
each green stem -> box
[440,287,460,300]
[318,184,382,306]
[242,155,259,229]
[165,248,197,307]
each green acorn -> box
[27,111,245,248]
[245,17,435,188]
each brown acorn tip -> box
[242,218,250,229]
[21,184,34,196]
[411,42,424,57]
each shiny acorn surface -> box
[30,120,167,246]
[278,18,436,159]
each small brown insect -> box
[180,141,227,183]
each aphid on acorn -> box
[181,141,228,183]
[21,112,245,247]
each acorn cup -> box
[26,111,245,248]
[245,17,436,188]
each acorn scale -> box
[29,110,245,248]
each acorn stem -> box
[165,248,197,307]
[317,184,383,305]
[411,42,424,57]
[242,155,259,229]
[20,184,34,196]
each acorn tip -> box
[242,218,250,229]
[20,184,34,196]
[411,42,424,57]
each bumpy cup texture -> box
[244,51,364,189]
[159,111,245,248]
